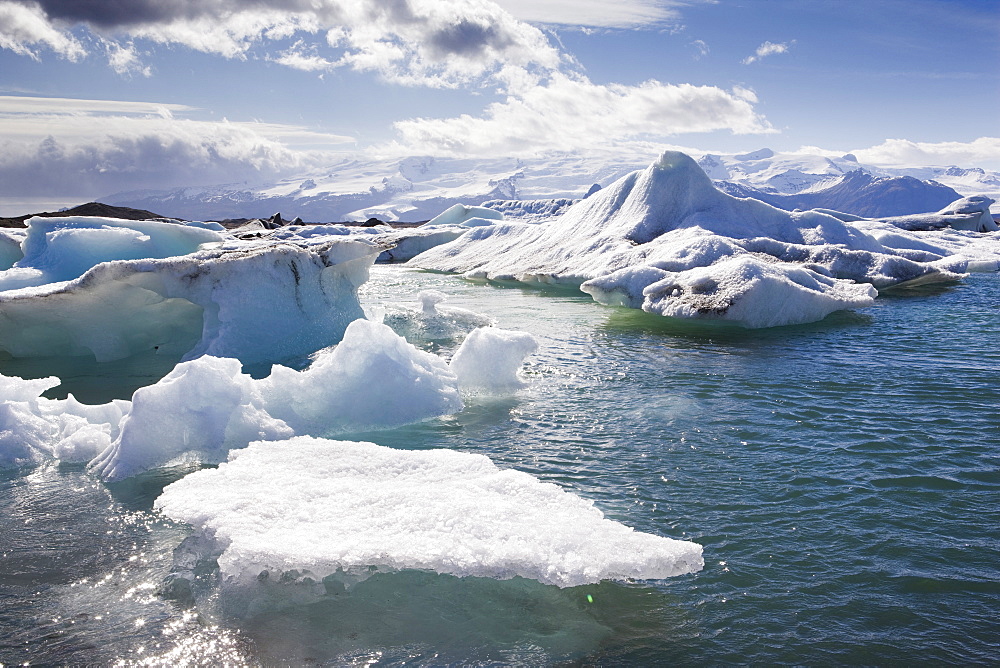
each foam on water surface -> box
[155,436,704,588]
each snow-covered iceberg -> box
[423,203,504,227]
[154,436,704,588]
[0,227,379,366]
[411,151,994,328]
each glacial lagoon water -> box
[1,265,998,665]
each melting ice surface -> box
[155,437,704,588]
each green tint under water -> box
[1,267,998,665]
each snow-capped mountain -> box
[106,155,635,223]
[103,149,1000,222]
[715,170,963,218]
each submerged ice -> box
[155,436,704,588]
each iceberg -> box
[87,319,463,480]
[0,216,224,292]
[450,327,539,393]
[0,229,25,270]
[154,436,704,588]
[411,151,991,328]
[583,255,877,329]
[423,203,505,227]
[83,319,535,480]
[0,231,379,366]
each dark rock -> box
[0,201,168,228]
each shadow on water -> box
[104,463,208,511]
[877,281,962,299]
[0,348,184,404]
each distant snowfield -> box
[99,147,1000,223]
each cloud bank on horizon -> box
[0,0,998,206]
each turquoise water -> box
[2,266,998,665]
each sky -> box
[1,0,998,213]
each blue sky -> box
[0,0,998,212]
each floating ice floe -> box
[411,151,1000,328]
[154,436,704,588]
[450,326,539,393]
[88,318,470,480]
[0,318,537,477]
[0,372,129,468]
[872,195,998,233]
[0,219,379,365]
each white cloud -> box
[0,95,195,117]
[105,41,152,77]
[0,95,355,197]
[690,39,709,59]
[742,40,792,65]
[851,137,1000,170]
[388,73,774,156]
[0,0,564,91]
[491,0,688,28]
[0,1,85,61]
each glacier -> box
[411,151,1000,328]
[154,436,704,588]
[102,148,1000,224]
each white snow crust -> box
[154,436,704,588]
[411,151,999,328]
